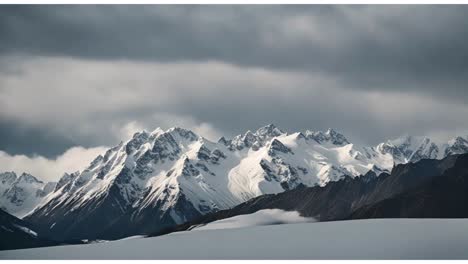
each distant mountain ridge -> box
[1,125,467,240]
[350,153,468,219]
[0,172,56,218]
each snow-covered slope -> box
[4,219,468,259]
[0,172,55,218]
[191,209,315,231]
[371,135,468,164]
[23,124,468,240]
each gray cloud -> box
[0,5,467,102]
[0,5,468,159]
[0,119,75,157]
[1,57,468,158]
[0,146,107,181]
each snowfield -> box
[3,218,468,259]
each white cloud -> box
[191,123,222,142]
[117,115,223,142]
[117,121,146,141]
[0,146,108,182]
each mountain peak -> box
[450,136,468,144]
[445,136,468,156]
[237,130,256,148]
[305,128,349,146]
[17,173,43,184]
[254,124,285,138]
[218,136,230,146]
[0,171,17,180]
[325,128,339,136]
[327,129,349,145]
[166,127,199,141]
[150,127,164,137]
[131,130,149,139]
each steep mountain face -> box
[0,208,56,251]
[0,172,55,218]
[350,154,468,219]
[149,154,465,236]
[22,125,468,240]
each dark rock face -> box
[181,158,200,177]
[25,176,203,241]
[125,131,149,154]
[218,137,230,146]
[305,128,350,146]
[350,154,468,219]
[0,208,57,251]
[268,139,292,156]
[92,191,203,240]
[196,145,211,161]
[210,149,226,164]
[25,185,129,241]
[228,124,286,151]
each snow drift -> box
[191,209,316,231]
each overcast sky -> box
[1,5,468,180]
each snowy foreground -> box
[3,218,468,259]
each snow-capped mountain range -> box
[0,172,56,218]
[1,124,468,240]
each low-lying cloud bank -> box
[1,56,468,155]
[0,146,108,181]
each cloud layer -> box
[1,5,467,102]
[0,5,468,164]
[0,146,107,181]
[1,56,468,156]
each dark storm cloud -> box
[0,119,75,157]
[1,5,468,158]
[1,5,468,101]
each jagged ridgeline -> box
[1,124,467,240]
[0,172,56,218]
